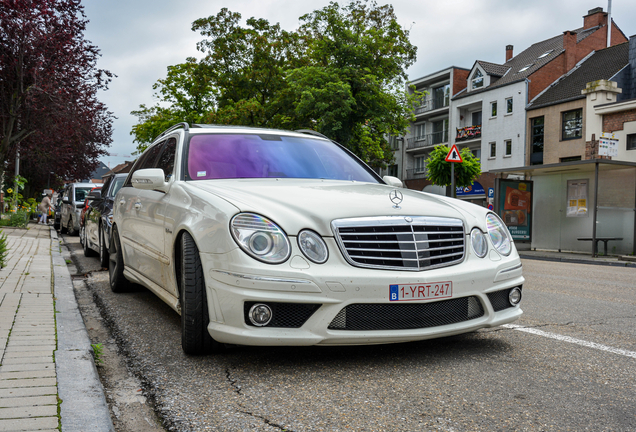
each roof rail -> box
[156,122,190,139]
[295,129,329,139]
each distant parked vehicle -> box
[53,190,64,230]
[83,174,127,267]
[60,182,102,235]
[78,186,101,247]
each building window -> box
[489,142,496,158]
[414,156,426,173]
[491,102,497,117]
[432,84,450,109]
[472,69,483,89]
[413,123,425,141]
[538,50,553,59]
[432,119,448,144]
[472,111,482,126]
[531,116,544,165]
[506,98,513,114]
[472,148,481,160]
[505,140,512,156]
[388,164,398,177]
[518,64,533,72]
[562,109,582,140]
[627,134,636,150]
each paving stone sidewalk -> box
[0,222,113,432]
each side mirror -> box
[87,190,101,200]
[62,197,70,204]
[131,168,168,192]
[383,175,403,188]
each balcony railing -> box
[406,168,428,180]
[406,131,449,150]
[456,125,481,141]
[414,95,449,115]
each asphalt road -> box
[65,233,636,432]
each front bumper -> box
[201,239,524,346]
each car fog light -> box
[249,303,273,326]
[509,287,522,305]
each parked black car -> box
[82,174,127,267]
[53,190,64,230]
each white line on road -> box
[503,324,636,359]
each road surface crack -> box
[225,367,242,395]
[238,410,296,432]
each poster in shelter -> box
[566,179,588,217]
[497,180,533,241]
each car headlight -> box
[298,230,328,264]
[470,228,488,258]
[231,213,291,264]
[486,213,511,256]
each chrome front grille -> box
[332,216,465,271]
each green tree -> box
[192,9,304,128]
[130,57,214,151]
[290,0,417,166]
[425,146,481,196]
[130,1,418,167]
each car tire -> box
[180,232,219,355]
[60,218,68,234]
[67,217,76,236]
[53,219,60,230]
[82,228,96,257]
[99,227,109,268]
[108,226,131,293]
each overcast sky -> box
[82,0,636,168]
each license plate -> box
[389,282,452,302]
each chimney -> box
[583,7,607,30]
[505,45,514,62]
[563,31,577,72]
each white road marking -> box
[503,324,636,359]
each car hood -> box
[187,179,486,236]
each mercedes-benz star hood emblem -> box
[389,189,403,208]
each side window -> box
[123,141,165,187]
[156,137,177,181]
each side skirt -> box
[123,266,180,314]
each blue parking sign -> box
[488,187,494,198]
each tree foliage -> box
[425,145,481,189]
[0,0,113,189]
[131,0,418,168]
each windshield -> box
[74,187,93,202]
[186,134,379,183]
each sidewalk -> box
[0,222,113,432]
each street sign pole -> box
[451,162,455,198]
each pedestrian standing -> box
[39,193,53,225]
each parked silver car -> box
[59,182,101,235]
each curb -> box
[51,227,115,431]
[519,253,636,268]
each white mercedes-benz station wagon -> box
[110,123,523,354]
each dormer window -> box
[472,69,483,89]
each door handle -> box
[119,199,125,206]
[134,202,142,210]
